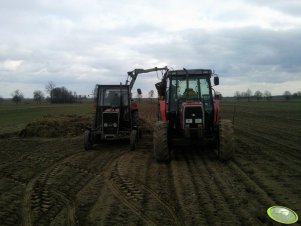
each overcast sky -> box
[1,0,301,98]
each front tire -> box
[218,119,235,161]
[84,130,93,151]
[153,121,170,162]
[130,130,137,150]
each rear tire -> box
[130,130,137,150]
[84,130,93,151]
[132,110,139,128]
[218,119,235,161]
[153,121,170,162]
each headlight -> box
[113,123,117,127]
[104,123,108,127]
[186,119,192,123]
[195,118,202,123]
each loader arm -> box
[126,66,168,91]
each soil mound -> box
[139,118,154,133]
[19,114,90,138]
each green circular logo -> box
[267,206,298,224]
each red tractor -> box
[153,68,235,162]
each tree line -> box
[8,81,87,104]
[234,89,301,101]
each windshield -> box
[169,77,211,112]
[98,88,129,106]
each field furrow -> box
[0,101,300,225]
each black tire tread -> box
[153,121,170,162]
[84,130,92,151]
[130,130,137,151]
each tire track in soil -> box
[105,151,183,226]
[200,152,261,225]
[30,165,73,226]
[30,154,105,226]
[22,151,84,226]
[140,153,185,226]
[87,150,141,225]
[171,149,212,226]
[74,149,128,225]
[133,134,182,225]
[185,151,242,226]
[132,151,184,226]
[52,189,78,226]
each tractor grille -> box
[184,106,203,128]
[185,106,202,118]
[103,112,118,134]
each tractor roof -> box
[168,69,212,77]
[96,84,130,89]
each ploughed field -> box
[0,100,300,226]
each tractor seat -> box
[183,88,197,97]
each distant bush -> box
[33,90,45,104]
[51,87,77,104]
[11,89,24,104]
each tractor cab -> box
[168,71,213,115]
[162,69,216,138]
[153,68,234,163]
[94,85,131,136]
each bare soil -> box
[0,101,300,226]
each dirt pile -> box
[19,114,90,138]
[139,117,154,133]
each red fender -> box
[130,100,138,111]
[159,100,167,121]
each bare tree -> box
[234,91,241,101]
[292,91,301,99]
[45,81,56,103]
[148,90,154,102]
[263,90,272,101]
[11,89,24,104]
[283,91,291,101]
[148,90,154,98]
[254,90,263,101]
[246,89,252,102]
[136,93,142,103]
[33,90,44,103]
[51,87,77,103]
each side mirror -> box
[214,77,219,86]
[137,88,142,95]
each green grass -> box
[0,101,93,134]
